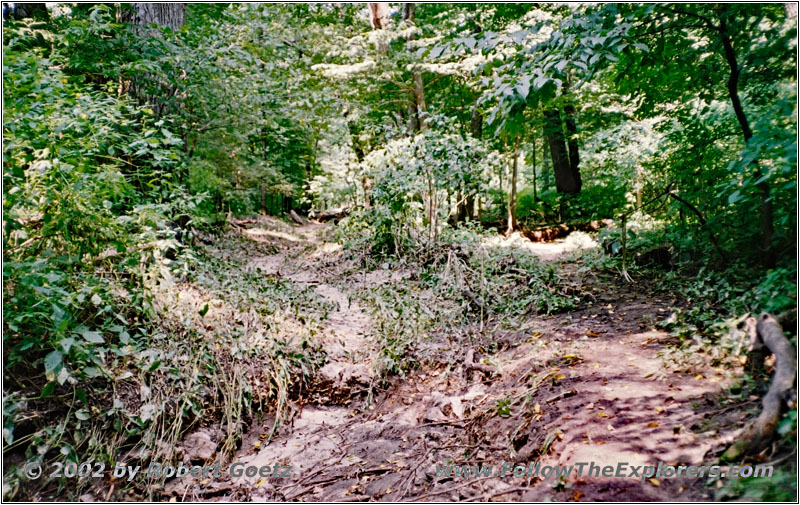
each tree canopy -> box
[2,3,797,501]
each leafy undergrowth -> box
[3,228,329,500]
[334,224,583,380]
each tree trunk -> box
[470,106,483,140]
[118,3,186,117]
[723,314,796,459]
[368,3,390,29]
[563,105,580,183]
[344,107,371,208]
[411,72,427,132]
[562,82,582,193]
[6,3,48,21]
[544,108,580,194]
[531,127,538,202]
[454,106,482,223]
[402,2,416,21]
[506,135,521,235]
[118,3,185,32]
[718,8,774,267]
[635,164,643,209]
[402,3,427,133]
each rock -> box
[319,362,343,384]
[340,363,371,385]
[423,406,447,422]
[183,429,218,462]
[317,362,372,400]
[79,494,95,502]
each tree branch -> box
[657,5,720,32]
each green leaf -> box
[515,76,530,99]
[198,303,209,317]
[41,382,55,398]
[60,338,75,353]
[84,367,103,378]
[44,351,63,375]
[57,367,70,385]
[77,327,104,344]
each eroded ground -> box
[163,217,756,502]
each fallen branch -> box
[312,206,351,223]
[461,289,486,314]
[465,349,497,375]
[723,313,796,460]
[413,475,496,501]
[226,213,255,231]
[545,389,577,403]
[667,191,727,262]
[288,209,305,225]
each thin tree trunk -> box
[344,107,371,208]
[6,3,48,20]
[118,3,186,117]
[532,128,537,202]
[562,82,582,192]
[635,164,643,209]
[458,106,482,222]
[369,2,390,29]
[470,106,483,140]
[506,135,521,235]
[544,108,579,194]
[719,7,774,267]
[402,3,427,133]
[412,72,427,132]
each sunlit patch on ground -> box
[482,231,599,262]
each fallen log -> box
[723,313,796,460]
[312,206,351,223]
[226,213,257,228]
[288,209,305,225]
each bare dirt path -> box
[173,218,747,502]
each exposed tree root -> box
[724,313,797,460]
[465,348,497,375]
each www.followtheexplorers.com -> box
[436,461,774,481]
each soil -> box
[163,217,768,502]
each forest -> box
[2,2,798,502]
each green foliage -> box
[3,2,796,499]
[336,118,496,258]
[362,283,431,376]
[464,246,577,316]
[3,18,192,391]
[716,466,797,501]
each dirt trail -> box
[242,220,375,373]
[172,218,747,502]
